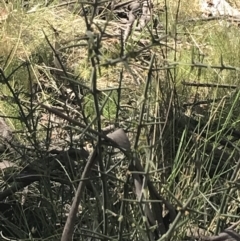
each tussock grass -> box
[1,0,240,240]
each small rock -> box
[0,117,13,152]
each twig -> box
[61,128,131,241]
[183,98,227,107]
[178,16,240,23]
[182,81,237,89]
[61,146,98,241]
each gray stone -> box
[0,117,12,152]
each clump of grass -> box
[1,1,240,241]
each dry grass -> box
[1,1,240,240]
[0,2,157,89]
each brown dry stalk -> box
[61,129,130,241]
[201,229,240,241]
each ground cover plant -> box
[1,0,240,240]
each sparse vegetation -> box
[1,0,240,241]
